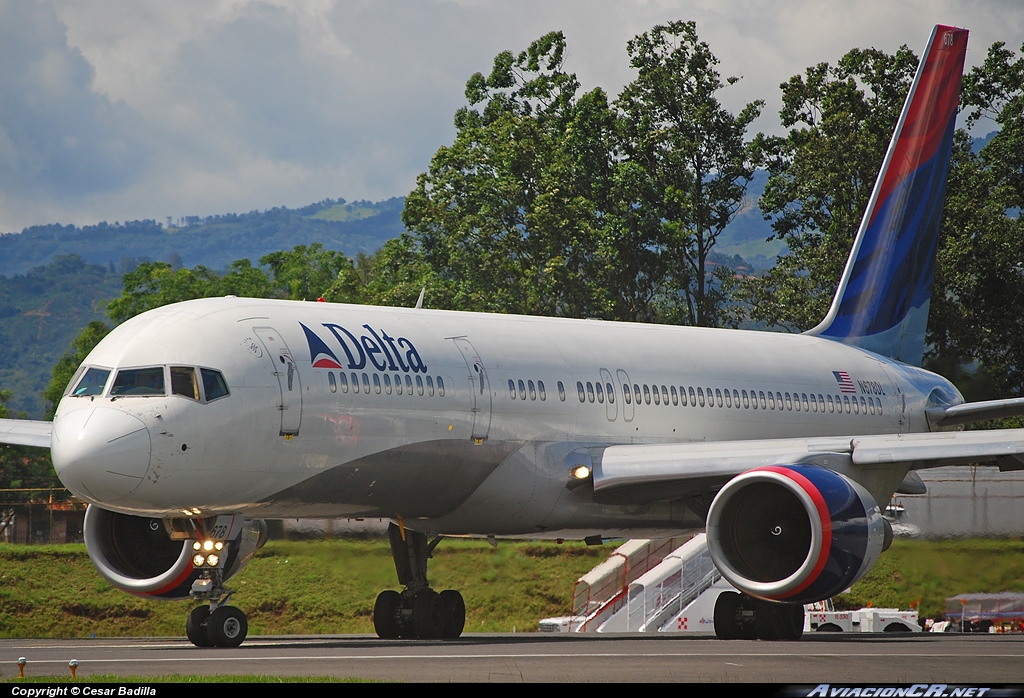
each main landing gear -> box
[373,522,466,639]
[713,591,804,641]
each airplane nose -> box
[52,407,152,504]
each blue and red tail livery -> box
[810,25,968,366]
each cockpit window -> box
[111,367,166,396]
[72,367,111,396]
[201,369,229,401]
[171,367,200,400]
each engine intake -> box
[83,506,266,599]
[706,464,885,604]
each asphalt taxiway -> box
[3,633,1023,683]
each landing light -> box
[570,465,591,480]
[193,554,206,567]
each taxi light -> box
[193,554,206,567]
[207,554,219,567]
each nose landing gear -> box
[372,522,466,639]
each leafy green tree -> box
[260,243,355,301]
[106,262,222,324]
[741,46,918,330]
[614,20,762,326]
[404,32,618,319]
[404,24,761,326]
[929,41,1024,396]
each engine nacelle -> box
[706,465,886,604]
[83,506,267,599]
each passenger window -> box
[742,390,749,409]
[538,381,546,401]
[200,369,229,401]
[759,390,766,410]
[577,381,585,402]
[557,381,565,402]
[634,384,642,404]
[652,385,660,405]
[351,373,360,393]
[587,382,595,403]
[643,384,651,405]
[623,384,632,404]
[416,375,423,395]
[394,374,403,395]
[785,392,793,411]
[406,375,414,395]
[768,391,776,410]
[340,372,349,393]
[689,387,696,406]
[723,390,731,408]
[529,380,537,401]
[508,379,516,398]
[715,388,723,408]
[802,393,810,411]
[844,395,851,413]
[328,372,337,394]
[362,373,371,392]
[595,382,604,404]
[605,383,614,404]
[437,377,445,397]
[827,394,834,412]
[111,367,165,396]
[697,387,705,407]
[72,367,111,396]
[426,376,434,396]
[519,380,527,401]
[373,374,382,394]
[383,374,392,395]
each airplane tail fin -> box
[806,25,968,366]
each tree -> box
[404,32,618,319]
[928,41,1024,397]
[614,20,762,326]
[741,46,919,330]
[403,24,761,326]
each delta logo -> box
[300,322,428,373]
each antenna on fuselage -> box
[414,287,425,310]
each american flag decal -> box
[833,371,856,393]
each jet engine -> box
[83,506,267,599]
[706,464,887,604]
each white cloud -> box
[0,0,1019,232]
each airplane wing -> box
[926,396,1024,428]
[0,418,53,448]
[592,427,1024,505]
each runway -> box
[3,633,1023,683]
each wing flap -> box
[0,418,53,448]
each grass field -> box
[0,538,609,638]
[1,537,1022,639]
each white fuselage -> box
[51,297,959,537]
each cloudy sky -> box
[0,0,1020,234]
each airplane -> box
[2,23,1020,646]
